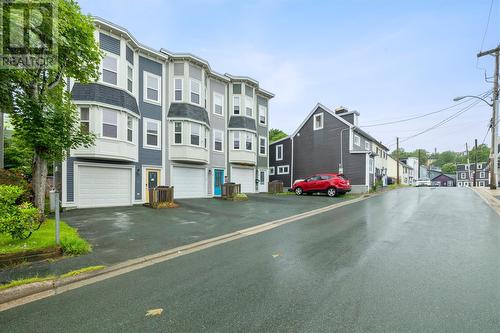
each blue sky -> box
[79,0,499,153]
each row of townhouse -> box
[386,156,417,186]
[456,163,490,187]
[269,104,390,193]
[62,17,274,209]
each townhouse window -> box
[259,137,267,155]
[174,121,182,144]
[259,105,267,125]
[479,181,485,187]
[213,93,224,116]
[204,128,209,148]
[245,96,253,117]
[102,55,118,85]
[144,72,161,104]
[313,113,324,130]
[276,144,283,161]
[127,115,134,142]
[190,123,201,146]
[365,141,370,151]
[480,171,486,178]
[277,165,290,175]
[269,167,275,176]
[190,79,201,105]
[127,66,133,93]
[246,133,253,151]
[144,119,160,148]
[369,159,374,173]
[477,163,482,169]
[80,107,90,133]
[174,78,183,101]
[214,130,223,152]
[461,173,466,179]
[233,96,240,115]
[102,109,118,138]
[354,135,360,146]
[465,165,469,170]
[233,131,240,150]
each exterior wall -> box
[456,163,490,187]
[269,137,292,187]
[293,107,367,187]
[431,174,456,187]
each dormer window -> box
[313,113,324,130]
[102,55,118,85]
[190,79,201,105]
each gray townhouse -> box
[62,17,273,209]
[269,103,389,193]
[456,162,490,187]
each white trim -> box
[479,181,485,187]
[313,112,324,131]
[480,171,486,178]
[74,101,141,118]
[277,165,290,175]
[259,136,267,156]
[61,159,68,206]
[245,132,253,151]
[291,103,353,138]
[143,117,162,150]
[258,104,267,126]
[190,78,202,106]
[174,77,183,102]
[276,144,283,161]
[143,71,162,105]
[233,95,241,115]
[354,134,361,146]
[213,92,224,117]
[213,129,224,153]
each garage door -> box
[172,166,206,199]
[77,165,133,208]
[232,167,255,193]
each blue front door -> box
[214,169,224,196]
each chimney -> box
[335,106,348,115]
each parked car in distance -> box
[291,173,351,197]
[415,179,432,187]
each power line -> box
[480,0,495,52]
[359,91,492,128]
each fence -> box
[268,180,284,194]
[148,186,174,208]
[222,183,241,199]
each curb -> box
[0,192,384,311]
[472,187,500,216]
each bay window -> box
[233,96,240,115]
[102,55,118,85]
[245,96,253,117]
[191,123,201,146]
[174,121,182,144]
[246,133,253,151]
[233,131,240,149]
[127,115,133,142]
[174,78,183,101]
[190,79,201,105]
[102,109,118,138]
[80,107,90,133]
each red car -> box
[291,173,351,197]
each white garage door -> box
[172,167,206,199]
[77,165,132,208]
[232,167,256,193]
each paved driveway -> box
[0,193,351,282]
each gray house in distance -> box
[456,162,490,187]
[269,103,389,193]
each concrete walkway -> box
[473,187,500,215]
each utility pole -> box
[418,149,421,179]
[477,46,499,189]
[466,143,472,187]
[474,139,478,187]
[396,137,400,184]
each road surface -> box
[1,187,499,332]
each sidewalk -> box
[473,187,500,215]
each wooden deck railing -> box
[268,180,284,194]
[222,183,241,199]
[148,186,174,208]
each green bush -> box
[0,169,31,202]
[0,185,39,239]
[61,237,91,255]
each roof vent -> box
[335,106,348,114]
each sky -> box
[78,0,500,153]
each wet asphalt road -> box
[1,187,500,332]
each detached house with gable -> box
[269,103,389,193]
[62,17,273,209]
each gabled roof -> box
[270,136,291,146]
[291,103,353,138]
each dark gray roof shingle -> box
[228,116,256,131]
[72,83,139,115]
[168,103,210,126]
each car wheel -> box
[295,187,303,196]
[327,187,337,197]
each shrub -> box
[0,185,40,239]
[60,237,91,255]
[0,169,31,202]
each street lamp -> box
[453,95,498,190]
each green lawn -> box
[0,219,91,256]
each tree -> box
[433,151,457,168]
[4,135,33,176]
[269,128,288,143]
[1,0,101,218]
[441,163,457,174]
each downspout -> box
[290,136,294,188]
